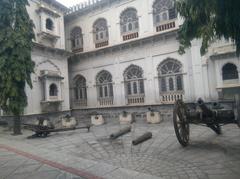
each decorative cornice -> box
[210,51,237,60]
[65,0,132,20]
[65,0,107,16]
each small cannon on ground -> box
[110,126,131,139]
[24,116,91,138]
[132,132,152,145]
[173,98,240,147]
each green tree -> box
[177,0,240,56]
[0,0,35,135]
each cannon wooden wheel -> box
[173,100,190,147]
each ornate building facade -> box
[65,0,240,112]
[1,0,71,118]
[1,0,240,121]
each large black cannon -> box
[173,98,240,147]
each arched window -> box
[49,83,58,97]
[158,58,184,94]
[153,0,176,25]
[176,75,183,90]
[222,63,239,80]
[74,75,87,101]
[161,78,167,92]
[120,8,139,34]
[46,18,54,31]
[96,70,113,99]
[70,27,83,51]
[93,18,109,45]
[169,78,174,91]
[124,65,145,98]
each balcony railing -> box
[127,95,145,105]
[123,32,139,41]
[99,97,113,106]
[160,92,184,104]
[156,21,176,32]
[72,47,83,53]
[95,41,109,48]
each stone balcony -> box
[155,18,179,34]
[160,91,184,104]
[127,95,145,105]
[156,21,176,33]
[98,97,113,106]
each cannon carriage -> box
[23,116,91,138]
[173,98,240,147]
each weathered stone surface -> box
[0,118,240,179]
[146,112,162,124]
[62,117,77,128]
[119,113,133,124]
[91,115,105,126]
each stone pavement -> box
[0,147,87,179]
[0,120,240,179]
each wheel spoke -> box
[173,99,190,147]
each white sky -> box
[57,0,88,7]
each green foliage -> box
[177,0,240,56]
[0,0,35,116]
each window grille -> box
[93,18,109,48]
[158,58,184,103]
[75,75,87,100]
[124,65,145,104]
[120,8,139,34]
[96,70,114,105]
[70,27,83,52]
[222,63,239,80]
[153,0,176,26]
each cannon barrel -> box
[197,98,214,117]
[110,126,131,139]
[132,132,152,145]
[34,125,91,133]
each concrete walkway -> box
[0,120,240,179]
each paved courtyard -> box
[0,119,240,179]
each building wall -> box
[69,33,206,109]
[2,0,239,121]
[65,0,208,110]
[24,47,70,115]
[207,41,240,100]
[28,0,66,49]
[22,0,70,116]
[65,0,182,53]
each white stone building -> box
[0,0,71,119]
[65,0,240,111]
[1,0,240,121]
[25,0,71,117]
